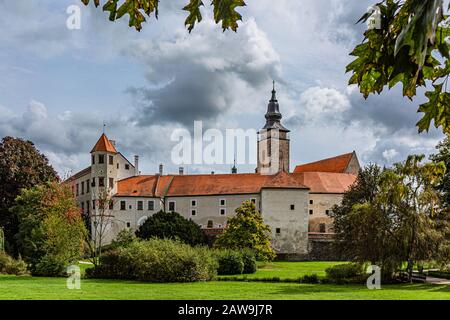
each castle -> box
[66,85,360,255]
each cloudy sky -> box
[0,0,445,177]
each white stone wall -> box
[260,188,309,254]
[308,193,343,233]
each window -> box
[191,209,197,216]
[309,199,313,205]
[290,204,295,210]
[76,184,79,196]
[220,208,226,216]
[207,220,213,228]
[191,199,197,207]
[92,155,95,164]
[117,163,119,169]
[92,200,96,210]
[250,198,256,204]
[81,182,85,195]
[325,210,330,215]
[86,180,90,193]
[109,155,113,165]
[72,185,74,195]
[129,205,132,210]
[120,201,126,211]
[98,177,105,187]
[81,202,84,214]
[148,200,154,211]
[220,199,226,206]
[168,201,176,212]
[309,209,313,215]
[86,201,90,214]
[109,201,114,210]
[276,228,281,234]
[319,223,326,233]
[126,222,131,228]
[137,201,143,211]
[125,164,130,170]
[98,154,105,164]
[109,178,114,189]
[91,178,96,187]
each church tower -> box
[257,82,290,175]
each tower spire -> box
[262,82,289,132]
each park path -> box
[425,276,450,285]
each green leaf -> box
[212,0,246,32]
[183,0,204,33]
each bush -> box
[0,252,28,275]
[325,263,366,284]
[301,274,319,284]
[241,249,257,274]
[87,239,217,282]
[136,211,207,246]
[33,255,67,277]
[214,249,244,275]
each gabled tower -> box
[257,82,290,175]
[90,133,119,199]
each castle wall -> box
[307,193,343,233]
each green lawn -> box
[0,261,449,300]
[218,261,344,280]
[0,275,449,300]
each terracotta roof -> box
[294,152,354,173]
[295,172,356,193]
[115,172,310,197]
[90,134,118,154]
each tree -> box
[347,0,450,133]
[430,133,450,208]
[214,201,275,261]
[12,182,86,276]
[0,137,58,255]
[135,210,207,246]
[332,156,450,281]
[81,0,246,32]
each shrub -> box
[33,255,67,277]
[214,249,244,275]
[0,252,28,275]
[325,263,366,284]
[301,274,319,284]
[241,249,257,274]
[136,211,207,246]
[87,239,217,282]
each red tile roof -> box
[293,152,354,173]
[114,170,355,197]
[295,172,356,193]
[90,134,118,154]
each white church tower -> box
[257,82,290,175]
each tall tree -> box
[430,134,450,208]
[0,137,58,255]
[12,182,86,276]
[214,201,275,261]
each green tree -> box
[347,0,450,133]
[214,201,275,261]
[12,182,86,276]
[135,210,207,246]
[0,137,58,255]
[333,156,450,281]
[430,134,450,208]
[81,0,246,32]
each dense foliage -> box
[12,182,86,276]
[430,134,450,209]
[0,252,28,275]
[215,201,275,261]
[81,0,246,32]
[325,263,366,284]
[214,248,257,275]
[347,0,450,133]
[332,156,450,281]
[135,210,207,246]
[86,238,218,282]
[0,137,58,255]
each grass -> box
[0,261,449,300]
[217,261,344,281]
[0,275,449,300]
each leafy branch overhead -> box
[346,0,450,133]
[80,0,246,32]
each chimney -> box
[159,164,163,176]
[110,140,116,147]
[179,167,184,175]
[134,155,139,176]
